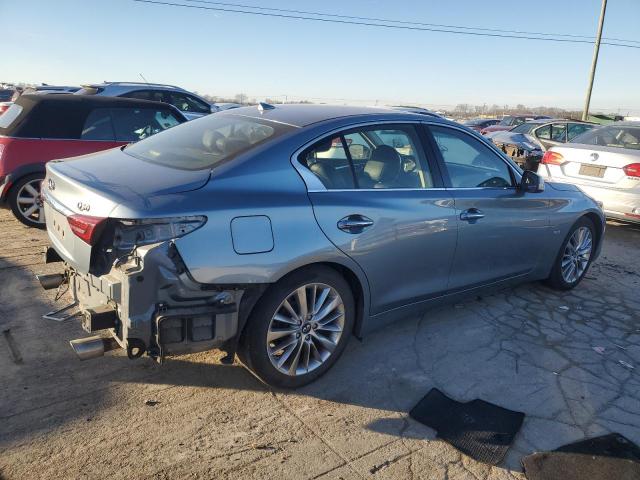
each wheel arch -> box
[581,210,604,251]
[239,260,370,343]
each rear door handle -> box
[460,208,485,222]
[337,215,374,234]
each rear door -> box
[299,122,458,315]
[426,124,550,290]
[535,122,568,150]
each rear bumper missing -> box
[52,241,258,362]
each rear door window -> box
[167,92,210,114]
[567,123,593,141]
[550,123,567,142]
[299,124,433,190]
[81,108,115,141]
[110,108,182,142]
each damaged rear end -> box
[41,151,248,363]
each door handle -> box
[337,215,374,234]
[460,208,485,222]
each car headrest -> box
[216,136,252,156]
[202,130,224,153]
[364,145,401,183]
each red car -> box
[480,115,551,135]
[0,94,186,228]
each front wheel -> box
[545,217,596,290]
[8,173,46,229]
[238,266,354,389]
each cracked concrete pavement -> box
[1,209,639,479]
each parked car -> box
[481,115,551,135]
[463,118,499,132]
[0,88,18,115]
[23,85,81,94]
[41,104,604,388]
[0,102,13,116]
[0,94,186,228]
[75,82,215,120]
[214,102,244,111]
[537,122,640,224]
[487,119,595,171]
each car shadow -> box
[3,220,640,474]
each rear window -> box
[124,114,293,170]
[571,125,640,150]
[0,104,23,129]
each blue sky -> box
[3,0,639,114]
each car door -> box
[298,123,458,315]
[426,124,550,291]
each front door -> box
[298,123,458,315]
[427,124,550,291]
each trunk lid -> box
[43,147,211,273]
[550,143,640,189]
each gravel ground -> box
[1,209,639,480]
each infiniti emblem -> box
[48,178,55,190]
[590,152,599,161]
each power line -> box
[182,0,640,45]
[132,0,640,49]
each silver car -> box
[537,122,640,224]
[75,82,216,120]
[41,105,605,388]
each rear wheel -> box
[8,173,46,229]
[546,217,596,290]
[238,266,354,388]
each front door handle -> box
[337,215,374,234]
[460,208,485,222]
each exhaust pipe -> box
[69,336,120,360]
[37,273,66,290]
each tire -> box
[238,266,355,389]
[545,217,596,290]
[8,173,46,229]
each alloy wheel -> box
[561,226,593,284]
[15,179,45,225]
[266,283,345,376]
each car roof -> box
[15,93,181,111]
[222,104,449,128]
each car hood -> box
[488,131,543,151]
[48,146,211,205]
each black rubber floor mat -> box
[522,433,640,480]
[409,388,524,465]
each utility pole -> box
[582,0,607,121]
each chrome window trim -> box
[290,119,522,193]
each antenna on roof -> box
[139,73,150,85]
[258,102,275,113]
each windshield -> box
[124,114,293,170]
[498,117,513,126]
[571,125,640,150]
[510,123,539,134]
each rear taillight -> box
[622,163,640,178]
[541,151,565,165]
[67,214,107,245]
[0,105,9,115]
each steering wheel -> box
[478,176,509,188]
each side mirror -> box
[520,170,545,193]
[210,104,220,113]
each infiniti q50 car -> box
[41,104,605,388]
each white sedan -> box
[537,122,640,223]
